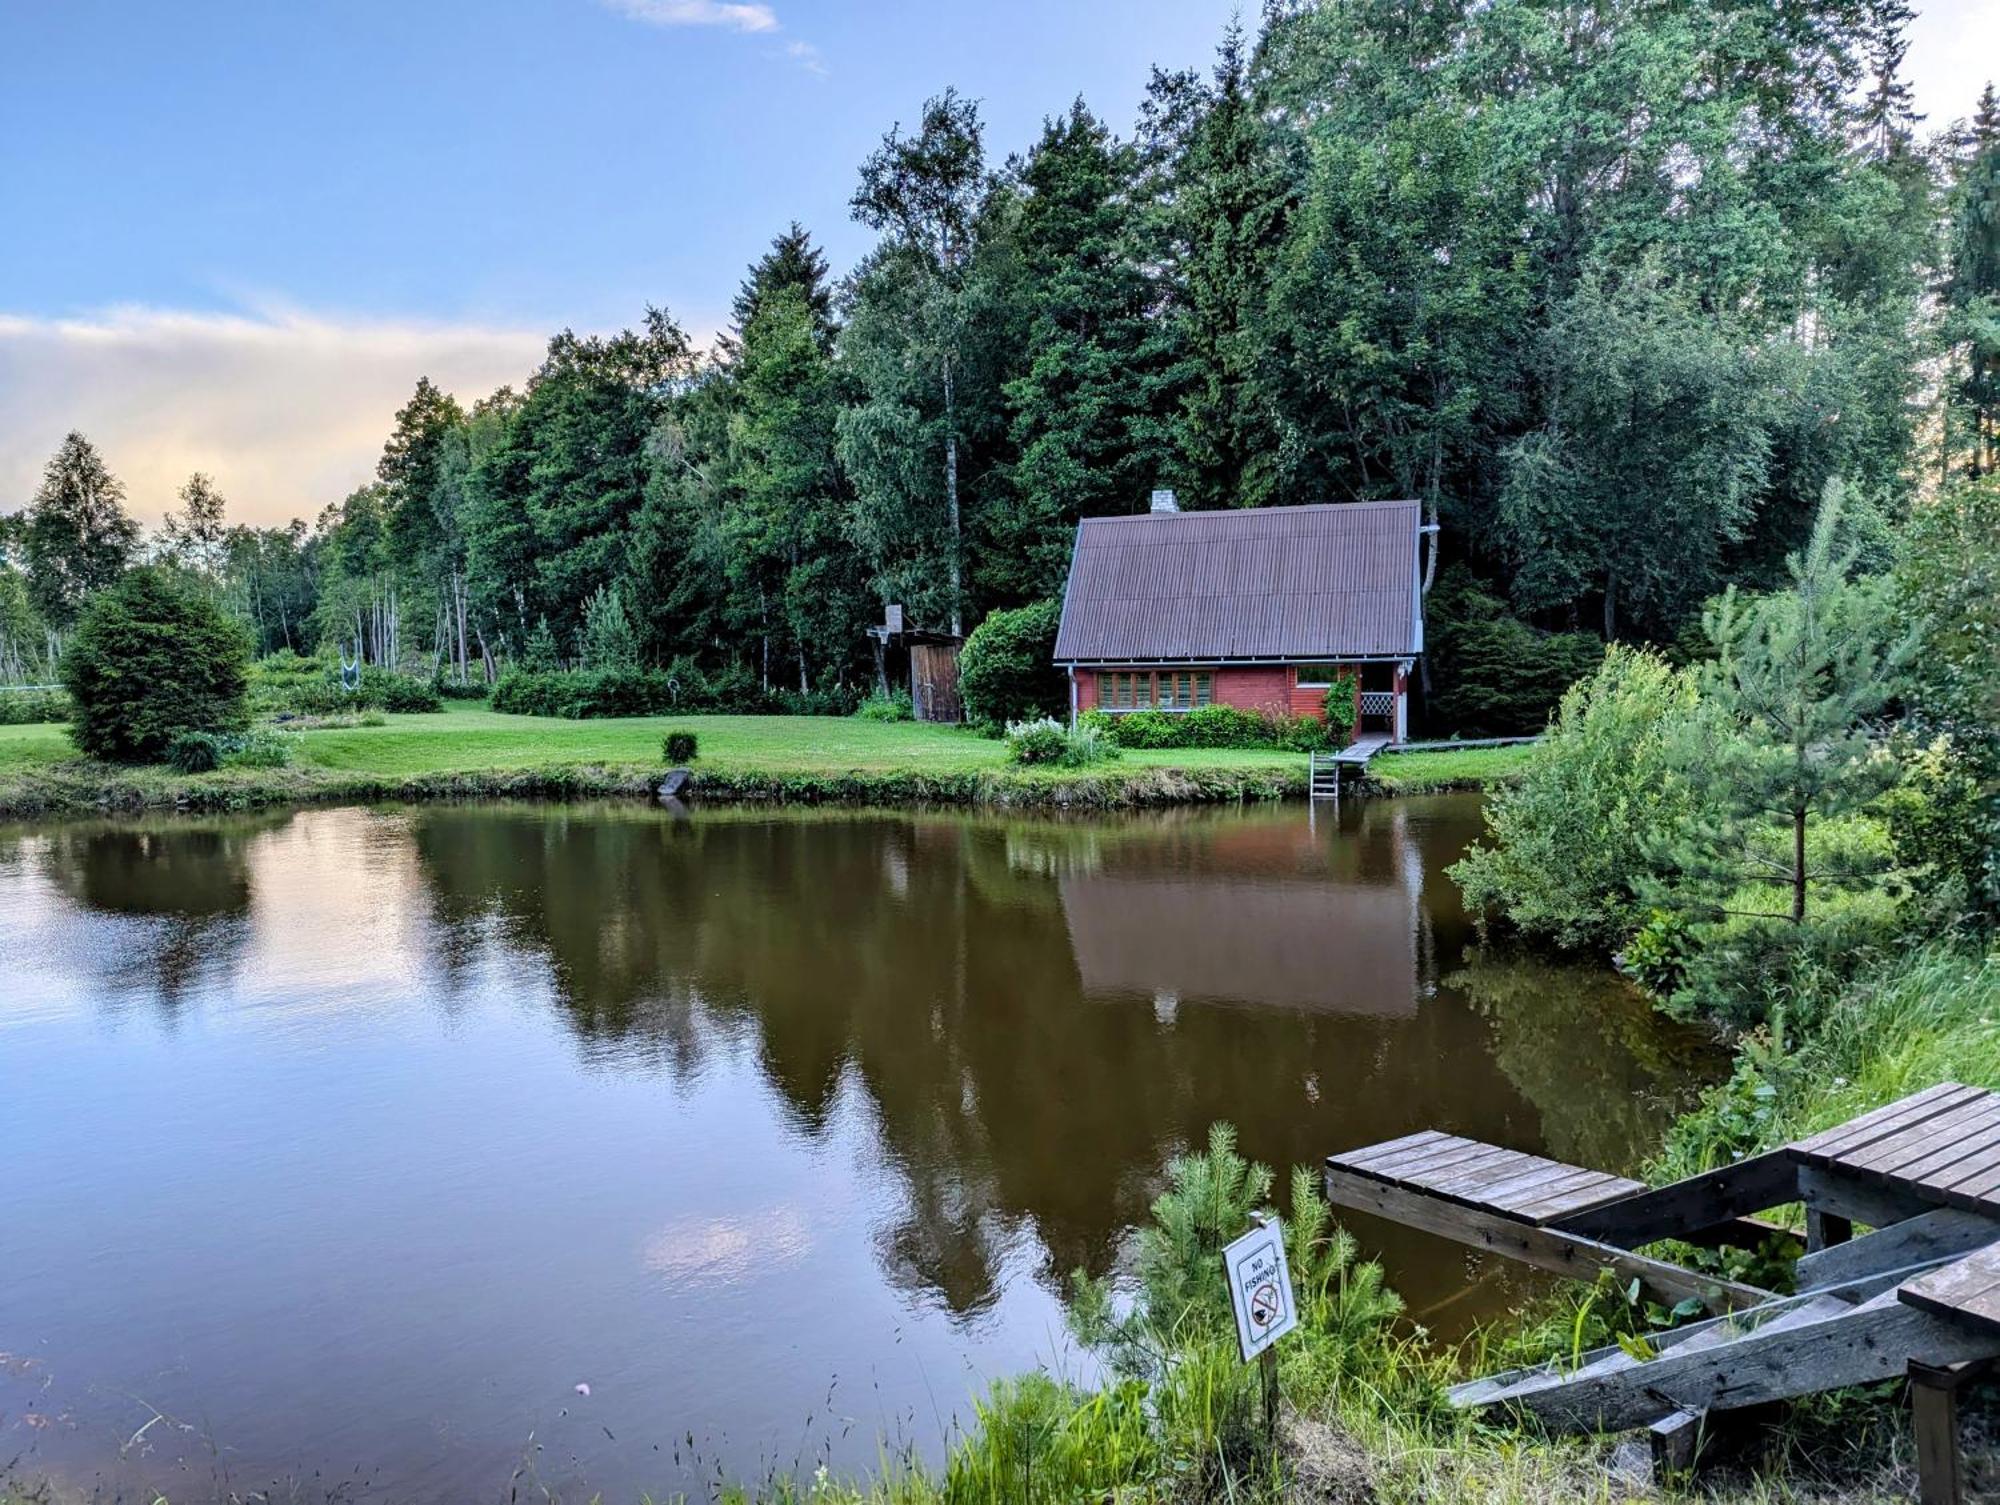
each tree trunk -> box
[1602,572,1618,641]
[1792,807,1808,924]
[943,356,963,638]
[1422,499,1439,596]
[454,572,469,684]
[758,583,770,691]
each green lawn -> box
[0,722,71,767]
[1369,742,1534,791]
[1,710,1315,776]
[0,711,1528,815]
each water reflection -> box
[0,797,1715,1502]
[23,816,282,1010]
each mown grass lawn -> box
[0,710,1527,800]
[1369,742,1534,790]
[3,709,1318,775]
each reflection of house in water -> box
[1059,804,1424,1016]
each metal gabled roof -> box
[1053,500,1424,664]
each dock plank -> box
[1902,1246,2000,1335]
[1516,1177,1648,1223]
[1323,1133,1643,1227]
[1846,1100,2000,1176]
[1795,1084,1985,1163]
[1892,1121,2000,1190]
[1940,1155,2000,1207]
[1420,1148,1541,1197]
[1329,1131,1448,1171]
[1371,1137,1503,1180]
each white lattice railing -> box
[1359,691,1396,716]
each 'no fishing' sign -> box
[1222,1216,1298,1363]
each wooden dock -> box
[1325,1084,2000,1498]
[1308,734,1393,800]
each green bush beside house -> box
[958,600,1066,727]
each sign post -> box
[1222,1211,1297,1445]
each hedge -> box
[1082,703,1343,752]
[490,665,861,720]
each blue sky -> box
[4,0,1240,334]
[2,0,1995,526]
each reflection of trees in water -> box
[401,802,1697,1321]
[37,815,285,1012]
[1452,946,1724,1173]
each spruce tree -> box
[726,222,836,354]
[998,100,1156,600]
[1163,25,1290,509]
[1652,485,1912,930]
[727,283,866,690]
[24,432,140,630]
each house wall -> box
[1074,665,1363,743]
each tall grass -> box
[1656,939,2000,1181]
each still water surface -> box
[0,796,1711,1501]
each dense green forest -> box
[4,1,1998,733]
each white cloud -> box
[0,305,549,530]
[600,0,779,35]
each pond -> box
[0,795,1713,1502]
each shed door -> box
[910,644,963,723]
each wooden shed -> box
[868,606,965,723]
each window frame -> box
[1094,669,1215,712]
[1293,663,1349,690]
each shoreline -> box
[0,756,1498,822]
[0,717,1525,822]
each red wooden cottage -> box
[1053,497,1426,744]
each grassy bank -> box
[1367,742,1533,793]
[0,711,1531,818]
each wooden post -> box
[1806,1208,1854,1254]
[1910,1360,1964,1505]
[1251,1211,1281,1447]
[1648,1408,1704,1478]
[1260,1342,1280,1447]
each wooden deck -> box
[1903,1243,2000,1335]
[1793,1082,2000,1216]
[1324,1084,2000,1496]
[1326,1131,1644,1226]
[1333,732,1393,766]
[1308,735,1394,800]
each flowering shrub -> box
[1004,717,1120,768]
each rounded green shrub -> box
[663,730,699,763]
[959,600,1065,727]
[220,726,298,768]
[63,567,251,762]
[370,671,443,713]
[165,729,223,773]
[1089,703,1339,752]
[1004,716,1119,768]
[1108,709,1181,748]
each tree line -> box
[5,2,1998,727]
